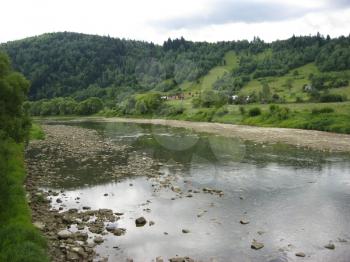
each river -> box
[27,120,350,262]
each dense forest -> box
[1,32,350,118]
[1,32,230,100]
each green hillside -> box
[3,32,350,134]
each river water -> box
[42,121,350,261]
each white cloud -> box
[0,0,349,44]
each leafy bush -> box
[187,109,216,122]
[269,105,290,120]
[134,93,162,114]
[215,107,229,117]
[159,104,184,116]
[192,90,228,108]
[248,107,261,117]
[239,106,246,115]
[76,97,104,115]
[319,94,346,103]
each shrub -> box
[134,93,162,114]
[159,104,184,116]
[192,90,228,108]
[215,107,229,117]
[311,107,335,114]
[76,97,104,115]
[239,106,246,115]
[187,109,216,122]
[295,96,303,103]
[269,105,290,120]
[319,94,346,103]
[248,107,261,117]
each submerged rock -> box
[113,228,126,236]
[324,242,335,250]
[251,239,264,250]
[169,257,194,262]
[106,224,117,232]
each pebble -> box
[169,257,194,262]
[324,242,335,250]
[113,228,126,236]
[135,217,147,227]
[57,229,73,240]
[33,221,45,230]
[93,236,104,244]
[295,252,306,257]
[156,256,164,262]
[251,239,264,250]
[240,219,250,225]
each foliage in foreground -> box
[0,51,48,261]
[0,140,48,262]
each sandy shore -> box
[86,117,350,152]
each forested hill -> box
[1,32,350,101]
[0,32,230,100]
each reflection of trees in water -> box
[243,142,333,171]
[75,121,344,173]
[133,128,246,169]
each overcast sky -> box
[1,0,350,44]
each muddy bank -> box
[88,117,350,152]
[25,125,159,261]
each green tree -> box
[0,52,30,142]
[76,97,104,115]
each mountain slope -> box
[0,32,228,99]
[1,32,350,103]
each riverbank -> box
[86,117,350,153]
[0,138,48,262]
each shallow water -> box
[43,121,350,261]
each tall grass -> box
[29,123,45,140]
[0,136,48,261]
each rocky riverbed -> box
[25,125,160,261]
[25,125,208,261]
